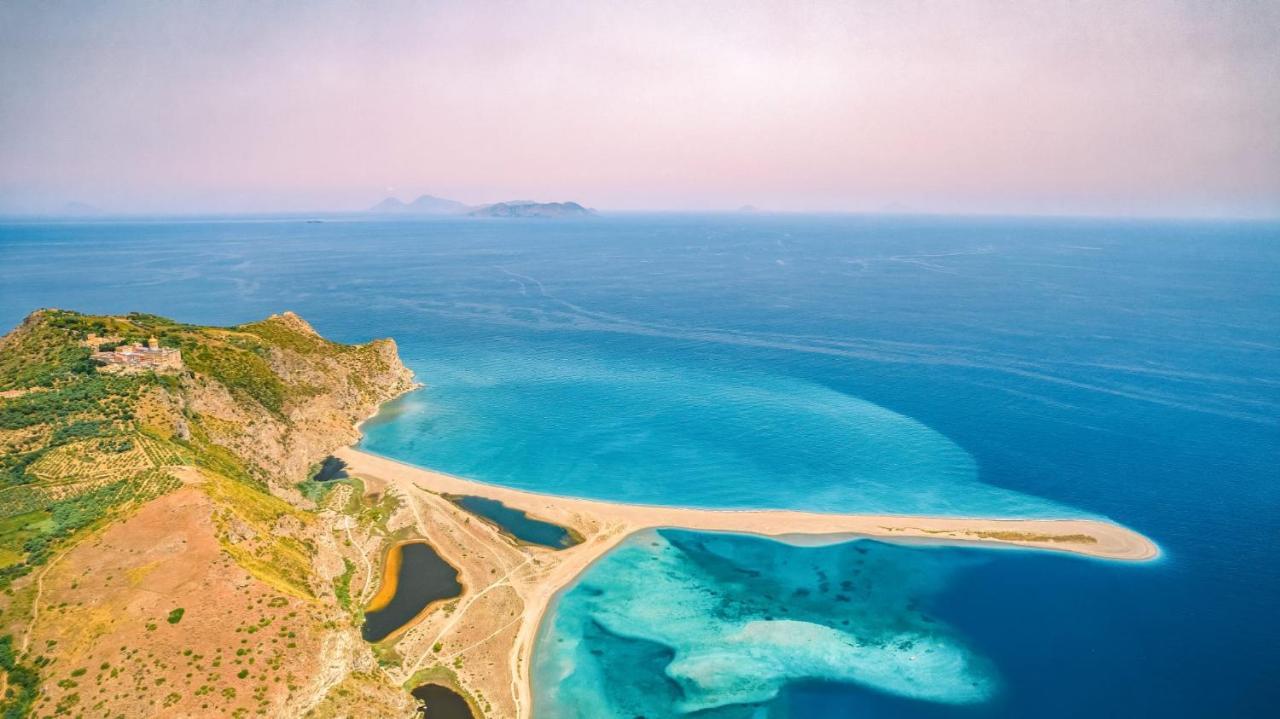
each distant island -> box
[368,194,469,215]
[466,200,594,218]
[367,194,595,218]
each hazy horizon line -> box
[2,205,1278,224]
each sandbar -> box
[333,445,1157,719]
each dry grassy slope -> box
[0,309,418,719]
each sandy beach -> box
[333,446,1157,719]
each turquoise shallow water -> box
[535,530,999,717]
[360,349,1080,518]
[1,214,1276,715]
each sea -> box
[1,213,1276,716]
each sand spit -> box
[334,446,1156,719]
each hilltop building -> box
[88,334,183,373]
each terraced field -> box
[30,438,152,483]
[136,432,194,467]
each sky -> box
[1,0,1277,217]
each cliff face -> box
[178,311,416,488]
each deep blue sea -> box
[1,214,1277,716]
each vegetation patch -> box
[0,634,42,719]
[0,472,179,588]
[916,528,1099,544]
[334,558,357,614]
[182,342,287,416]
[238,317,330,356]
[296,475,345,505]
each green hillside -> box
[0,309,410,586]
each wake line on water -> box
[383,292,1278,428]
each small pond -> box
[313,455,349,482]
[362,541,462,642]
[412,683,474,719]
[446,494,580,549]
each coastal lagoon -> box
[446,495,580,549]
[534,529,1161,718]
[411,684,474,719]
[535,530,999,717]
[362,541,462,643]
[2,214,1276,714]
[313,455,350,482]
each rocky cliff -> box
[178,310,416,490]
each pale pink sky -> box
[1,0,1277,217]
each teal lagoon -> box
[534,530,998,717]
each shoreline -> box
[337,446,1159,560]
[363,539,406,614]
[333,444,1158,719]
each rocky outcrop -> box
[180,312,416,488]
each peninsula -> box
[0,309,1158,719]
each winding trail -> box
[21,535,88,654]
[407,554,535,679]
[340,517,376,604]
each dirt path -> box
[341,516,377,604]
[20,538,81,654]
[404,548,534,680]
